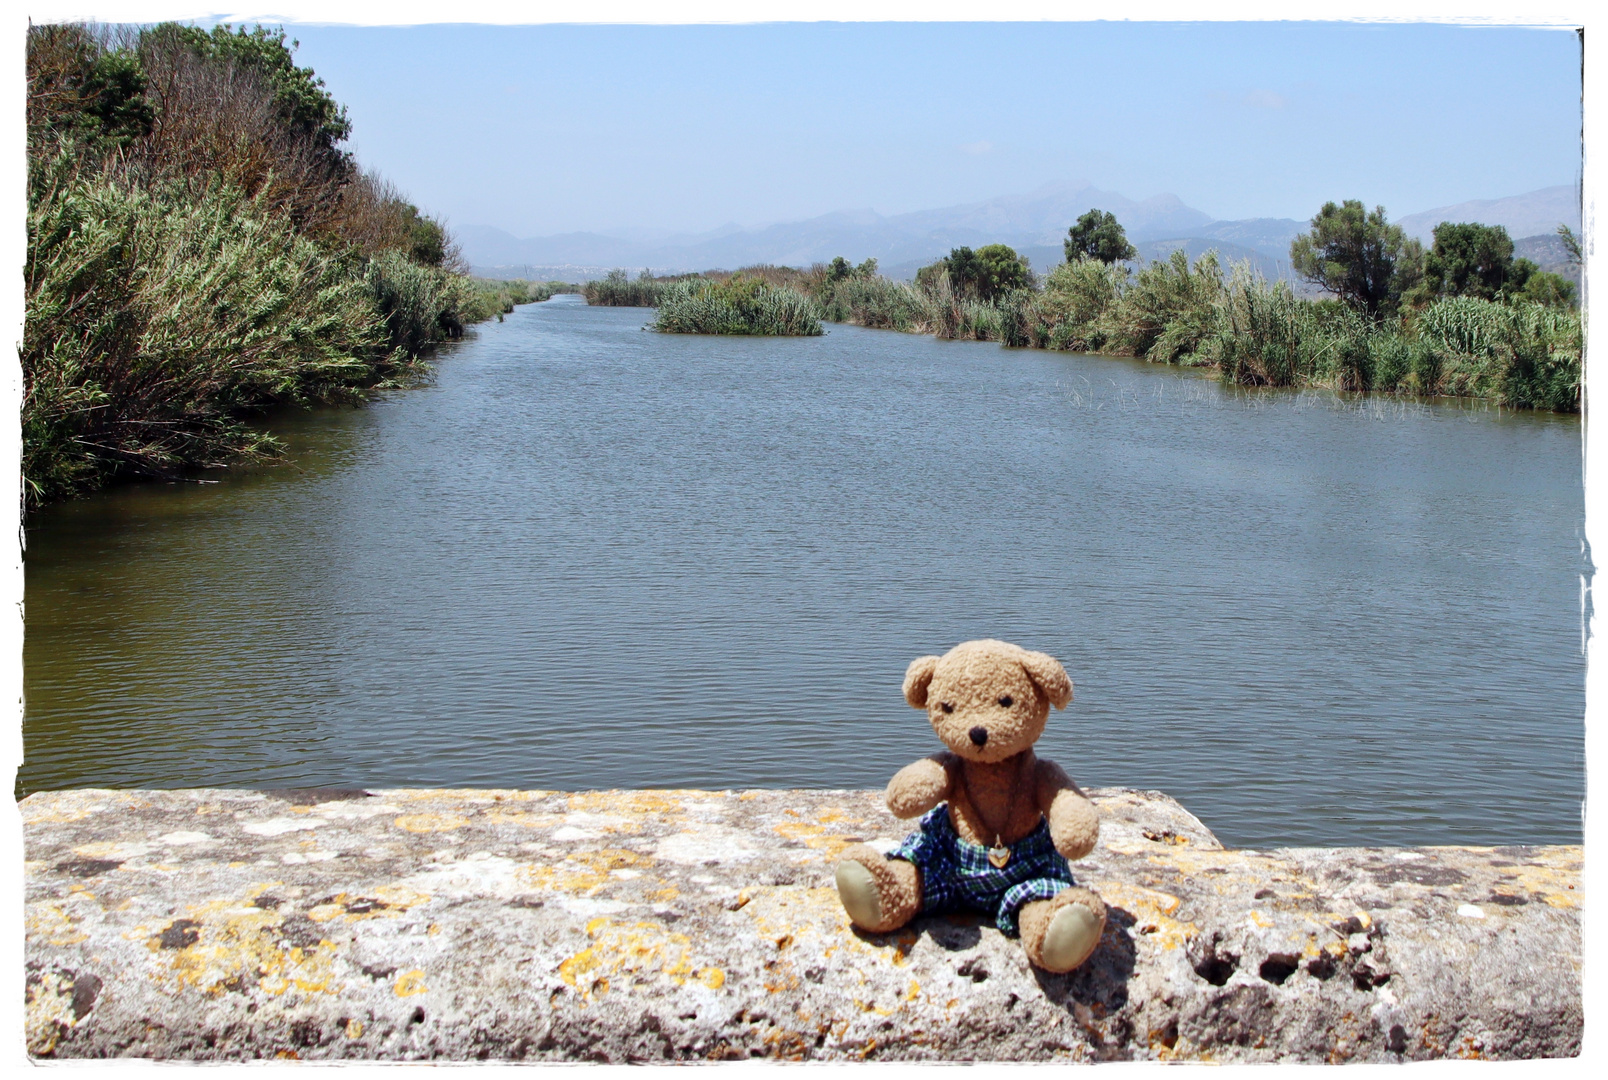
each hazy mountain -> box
[1514,232,1581,286]
[885,180,1211,245]
[460,180,1216,276]
[1190,218,1307,259]
[1395,186,1580,244]
[462,182,1580,284]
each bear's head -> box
[902,639,1073,763]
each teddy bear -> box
[833,639,1107,974]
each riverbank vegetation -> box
[589,199,1580,412]
[652,274,824,336]
[24,22,536,507]
[583,269,701,307]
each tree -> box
[145,23,353,174]
[1065,209,1137,264]
[825,255,878,283]
[1515,271,1577,308]
[920,244,1031,300]
[27,24,154,149]
[1289,200,1414,318]
[1419,222,1531,301]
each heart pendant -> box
[987,845,1011,869]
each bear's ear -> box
[1018,649,1073,709]
[903,655,940,708]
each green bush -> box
[652,274,823,336]
[1414,297,1582,410]
[24,20,504,506]
[584,268,692,307]
[1017,258,1126,352]
[815,275,940,333]
[24,169,396,503]
[459,277,559,322]
[1106,249,1224,361]
[1200,271,1307,387]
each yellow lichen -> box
[27,902,89,947]
[1091,881,1197,952]
[393,813,471,834]
[518,849,655,896]
[771,820,859,860]
[25,969,77,1056]
[567,791,696,817]
[146,898,342,998]
[557,918,715,1000]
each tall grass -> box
[652,275,824,336]
[584,269,697,307]
[1104,250,1224,362]
[804,246,1582,413]
[1413,297,1582,411]
[1017,258,1127,352]
[1199,270,1308,386]
[24,167,396,502]
[1200,271,1583,410]
[816,274,943,333]
[25,21,498,506]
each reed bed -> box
[813,251,1581,413]
[584,269,702,307]
[25,21,498,506]
[652,275,824,336]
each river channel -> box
[21,295,1587,847]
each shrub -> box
[24,169,395,503]
[917,244,1032,301]
[1200,270,1307,387]
[584,268,689,307]
[651,274,823,336]
[815,274,941,333]
[23,20,502,506]
[365,250,478,354]
[1106,249,1224,361]
[1016,258,1126,352]
[1414,297,1581,410]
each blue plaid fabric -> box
[890,805,1076,937]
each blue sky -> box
[275,21,1582,237]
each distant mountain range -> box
[1396,186,1579,245]
[462,180,1580,284]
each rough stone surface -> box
[22,787,1581,1061]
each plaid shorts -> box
[890,805,1076,937]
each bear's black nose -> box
[968,726,989,746]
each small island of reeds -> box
[650,273,824,336]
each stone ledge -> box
[22,787,1581,1061]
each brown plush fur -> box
[835,843,922,932]
[1019,886,1107,970]
[837,640,1107,972]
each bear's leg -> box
[834,844,922,933]
[1018,887,1107,973]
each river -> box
[20,294,1587,847]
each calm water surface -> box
[22,295,1587,846]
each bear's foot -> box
[1019,887,1106,973]
[834,844,921,933]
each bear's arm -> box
[885,753,956,819]
[1035,758,1100,861]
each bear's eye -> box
[940,702,954,714]
[998,695,1014,708]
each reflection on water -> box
[22,295,1586,846]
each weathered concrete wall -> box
[23,786,1581,1062]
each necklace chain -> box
[957,752,1027,847]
